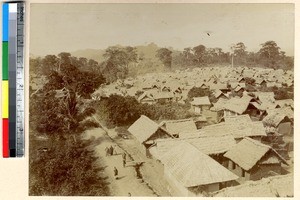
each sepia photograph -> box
[29,3,294,197]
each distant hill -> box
[70,42,162,63]
[71,49,106,63]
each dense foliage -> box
[30,53,109,196]
[29,136,109,196]
[30,53,105,135]
[94,95,193,127]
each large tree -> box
[30,54,106,135]
[102,46,138,82]
[258,41,281,68]
[156,48,173,68]
[192,44,206,64]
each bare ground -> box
[82,127,158,196]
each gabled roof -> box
[222,96,254,114]
[202,121,266,139]
[263,113,293,127]
[151,135,236,160]
[191,96,211,106]
[128,115,160,143]
[224,137,287,171]
[224,114,252,124]
[275,99,294,109]
[210,83,228,90]
[213,174,293,197]
[213,89,224,98]
[137,92,155,102]
[163,119,197,135]
[152,91,174,100]
[160,142,238,187]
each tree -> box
[258,41,281,68]
[30,54,106,135]
[42,55,59,75]
[156,48,173,68]
[187,87,210,101]
[192,45,206,64]
[102,46,138,82]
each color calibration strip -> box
[2,2,25,157]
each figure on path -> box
[105,147,109,156]
[114,167,118,179]
[109,145,114,156]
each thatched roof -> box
[263,113,293,127]
[128,115,159,143]
[150,135,236,161]
[224,137,287,171]
[222,96,254,114]
[191,96,211,106]
[275,99,294,109]
[254,92,275,104]
[224,114,252,124]
[152,91,174,100]
[163,119,197,135]
[160,142,238,187]
[202,121,266,139]
[137,92,154,102]
[213,174,293,197]
[266,107,293,119]
[189,135,236,155]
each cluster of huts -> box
[92,66,293,105]
[127,113,292,196]
[113,66,294,196]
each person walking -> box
[105,147,109,156]
[123,159,126,168]
[109,145,114,156]
[114,167,118,180]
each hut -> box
[263,113,293,136]
[137,92,155,104]
[191,96,211,114]
[160,142,238,196]
[128,115,172,156]
[160,119,197,138]
[224,137,288,183]
[213,174,293,197]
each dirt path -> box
[82,128,157,197]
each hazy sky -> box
[30,3,294,56]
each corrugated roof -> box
[160,142,238,187]
[128,115,159,143]
[191,96,211,105]
[224,137,287,171]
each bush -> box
[29,136,109,196]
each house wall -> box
[206,183,220,193]
[278,122,292,135]
[140,99,154,105]
[249,164,282,181]
[224,110,238,117]
[228,160,249,183]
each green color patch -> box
[2,42,8,80]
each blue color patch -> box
[2,3,9,41]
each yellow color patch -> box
[2,81,9,118]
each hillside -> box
[70,43,162,63]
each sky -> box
[30,3,294,57]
